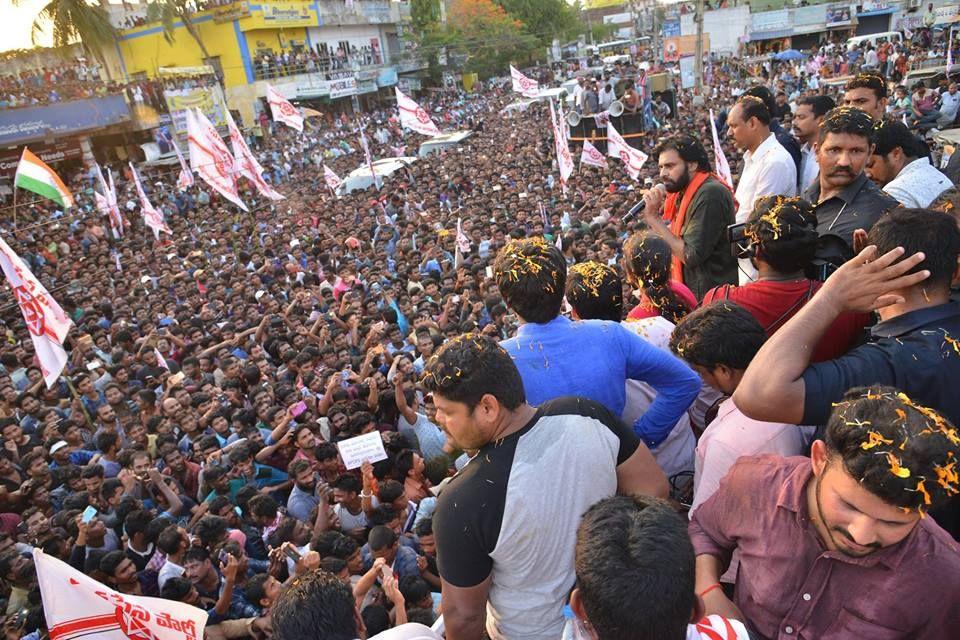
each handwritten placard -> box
[336,432,388,470]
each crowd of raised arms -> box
[0,24,959,640]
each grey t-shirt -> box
[434,397,639,640]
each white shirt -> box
[882,157,952,208]
[621,316,696,479]
[691,398,813,514]
[940,90,960,121]
[735,133,797,283]
[800,141,819,193]
[157,559,185,591]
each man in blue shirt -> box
[495,238,701,449]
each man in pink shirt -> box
[669,301,813,513]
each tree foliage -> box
[146,0,212,61]
[495,0,580,45]
[13,0,117,66]
[445,0,538,76]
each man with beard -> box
[690,388,960,638]
[286,458,319,523]
[639,136,737,300]
[803,107,898,250]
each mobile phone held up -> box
[290,401,308,418]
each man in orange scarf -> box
[639,136,738,301]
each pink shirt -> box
[691,398,811,514]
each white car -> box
[336,157,418,195]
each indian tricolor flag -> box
[14,148,74,209]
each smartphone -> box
[379,564,394,581]
[283,545,302,562]
[86,359,102,371]
[485,266,494,279]
[290,401,308,418]
[81,505,98,524]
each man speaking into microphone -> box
[634,136,738,301]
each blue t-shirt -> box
[501,316,700,448]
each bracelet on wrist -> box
[699,582,722,598]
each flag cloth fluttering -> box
[14,148,74,209]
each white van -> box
[846,31,903,51]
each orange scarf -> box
[663,171,711,283]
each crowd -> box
[254,45,385,82]
[0,22,958,640]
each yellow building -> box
[111,1,411,123]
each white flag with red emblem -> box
[93,165,125,238]
[580,139,608,169]
[548,100,574,185]
[395,87,442,137]
[170,135,194,190]
[358,128,380,189]
[154,348,170,371]
[606,122,648,181]
[267,84,304,132]
[0,238,71,388]
[323,164,342,192]
[129,162,173,239]
[34,548,208,640]
[186,108,248,211]
[225,109,284,201]
[709,109,734,189]
[510,65,540,98]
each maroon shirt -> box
[689,455,960,639]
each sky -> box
[1,0,54,53]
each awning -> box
[857,8,895,16]
[749,29,793,41]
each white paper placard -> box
[337,431,388,470]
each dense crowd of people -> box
[0,22,959,640]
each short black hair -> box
[160,576,193,601]
[737,94,771,126]
[796,94,837,118]
[818,107,875,145]
[652,135,709,169]
[872,119,923,158]
[566,262,623,322]
[826,386,960,515]
[575,496,694,640]
[368,525,397,552]
[745,196,818,274]
[670,301,766,371]
[421,334,525,411]
[100,550,126,578]
[866,208,960,291]
[494,238,566,323]
[272,570,357,640]
[845,73,888,100]
[744,85,776,120]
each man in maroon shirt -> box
[690,387,960,639]
[702,196,869,361]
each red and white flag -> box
[225,109,284,201]
[580,139,608,169]
[93,165,125,238]
[358,128,380,189]
[170,135,194,190]
[606,122,648,181]
[323,164,342,192]
[129,162,172,239]
[548,100,574,186]
[34,548,208,640]
[267,84,304,132]
[154,348,170,371]
[510,65,540,98]
[395,87,442,137]
[0,238,71,388]
[709,109,734,189]
[186,108,248,211]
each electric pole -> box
[694,0,705,91]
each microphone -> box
[621,184,665,224]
